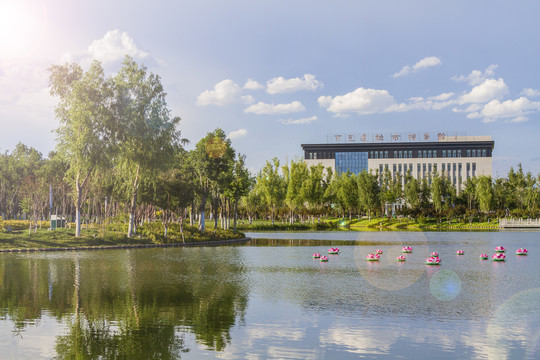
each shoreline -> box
[0,237,252,253]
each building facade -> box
[302,135,494,189]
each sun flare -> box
[0,0,43,58]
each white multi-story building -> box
[302,134,493,189]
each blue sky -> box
[1,0,540,177]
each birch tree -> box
[112,57,185,238]
[49,61,113,237]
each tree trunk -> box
[75,180,82,237]
[128,165,140,238]
[198,191,208,231]
[233,197,238,233]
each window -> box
[418,150,422,158]
[457,150,461,157]
[433,150,437,157]
[472,163,476,177]
[482,149,487,157]
[433,164,437,172]
[442,163,446,172]
[314,152,317,159]
[467,149,471,157]
[385,151,388,159]
[409,151,413,158]
[423,150,427,158]
[385,164,389,171]
[453,150,457,157]
[394,151,397,158]
[399,150,402,158]
[472,149,476,157]
[442,150,446,158]
[370,151,373,158]
[374,151,378,159]
[379,164,383,174]
[398,164,402,173]
[428,150,432,158]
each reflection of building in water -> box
[302,134,494,189]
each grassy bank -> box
[235,217,499,231]
[0,221,245,250]
[348,217,499,230]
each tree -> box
[153,150,194,242]
[301,164,325,223]
[476,175,493,215]
[404,172,421,213]
[189,129,235,231]
[258,158,285,225]
[358,170,379,220]
[226,154,252,232]
[49,61,113,237]
[336,171,359,220]
[112,56,185,238]
[283,159,307,224]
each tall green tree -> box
[189,128,234,231]
[226,154,253,232]
[112,57,185,238]
[476,175,494,215]
[301,164,325,223]
[404,172,421,212]
[283,159,307,224]
[258,158,285,225]
[358,170,379,220]
[49,61,113,237]
[336,171,359,220]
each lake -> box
[0,231,539,359]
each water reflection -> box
[1,231,539,359]
[0,248,249,358]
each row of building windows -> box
[378,162,478,186]
[307,149,489,160]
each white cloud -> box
[508,116,529,123]
[318,87,396,115]
[467,97,540,123]
[244,101,305,115]
[266,74,323,94]
[278,116,318,125]
[428,92,454,101]
[243,79,264,90]
[228,128,248,139]
[392,56,441,78]
[458,78,508,104]
[196,79,254,106]
[61,30,149,65]
[452,64,497,85]
[520,88,540,98]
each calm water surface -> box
[0,231,539,359]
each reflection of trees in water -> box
[0,247,248,358]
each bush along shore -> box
[234,217,500,231]
[0,221,247,251]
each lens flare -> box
[429,269,462,301]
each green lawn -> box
[0,224,245,250]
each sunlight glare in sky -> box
[0,0,44,59]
